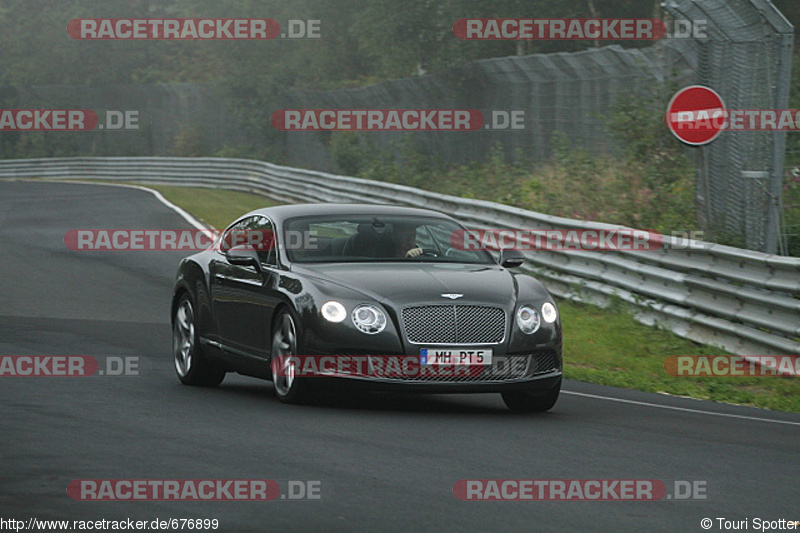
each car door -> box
[210,216,280,366]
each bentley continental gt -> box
[171,203,562,412]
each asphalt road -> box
[1,181,798,532]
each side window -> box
[254,216,277,267]
[415,225,437,250]
[218,216,277,267]
[218,217,257,253]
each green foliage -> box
[171,127,204,157]
[352,0,661,79]
[0,0,713,89]
[329,132,364,176]
[8,132,81,158]
[606,84,697,231]
[213,144,260,159]
[329,91,696,236]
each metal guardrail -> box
[2,156,799,357]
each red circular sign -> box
[665,85,727,146]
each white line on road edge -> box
[41,179,212,230]
[138,185,210,230]
[563,390,800,427]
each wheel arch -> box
[172,259,214,337]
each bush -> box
[327,88,696,237]
[171,127,204,157]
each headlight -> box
[352,304,387,334]
[542,302,558,323]
[516,305,541,334]
[321,301,347,323]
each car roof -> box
[240,203,456,225]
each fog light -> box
[542,302,558,323]
[321,301,346,323]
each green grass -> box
[559,301,800,412]
[141,184,275,230]
[124,182,800,413]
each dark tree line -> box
[11,0,797,89]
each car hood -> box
[294,262,518,308]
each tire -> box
[502,377,561,413]
[270,308,312,404]
[173,293,225,387]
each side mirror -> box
[499,248,525,268]
[227,245,262,271]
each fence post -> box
[765,31,794,254]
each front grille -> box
[370,355,530,383]
[401,305,506,344]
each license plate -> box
[420,349,493,365]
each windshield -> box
[284,215,495,265]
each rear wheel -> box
[502,377,561,413]
[173,294,225,387]
[270,309,312,404]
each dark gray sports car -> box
[171,203,562,412]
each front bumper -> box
[317,369,562,394]
[291,349,562,394]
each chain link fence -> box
[281,0,793,254]
[282,39,696,169]
[662,0,794,254]
[784,146,800,255]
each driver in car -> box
[394,225,423,258]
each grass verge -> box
[560,302,800,412]
[140,183,800,413]
[142,184,275,229]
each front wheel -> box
[173,294,225,387]
[270,309,312,404]
[501,378,561,413]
